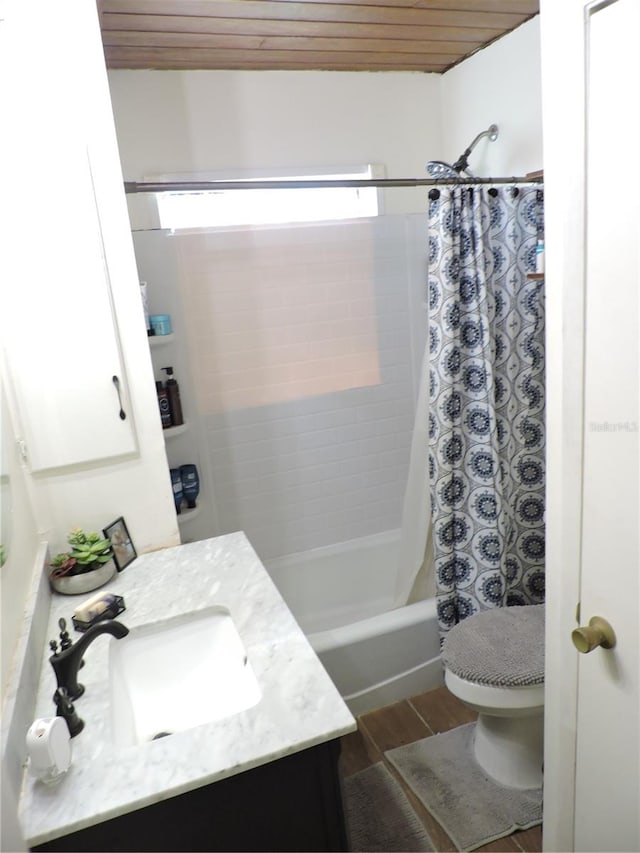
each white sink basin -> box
[109,607,261,746]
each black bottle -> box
[162,367,184,426]
[156,380,172,429]
[170,468,183,514]
[180,464,200,509]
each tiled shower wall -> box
[134,214,427,560]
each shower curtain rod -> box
[124,176,543,193]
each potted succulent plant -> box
[48,528,116,595]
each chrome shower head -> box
[425,160,461,179]
[426,123,499,179]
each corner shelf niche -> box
[148,333,175,347]
[147,328,203,530]
[163,422,189,438]
[177,505,202,525]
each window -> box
[154,166,381,230]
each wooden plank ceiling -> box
[98,0,539,73]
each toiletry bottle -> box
[161,367,184,426]
[156,380,172,429]
[170,468,183,514]
[180,464,200,509]
[535,238,545,274]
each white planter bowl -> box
[50,559,116,596]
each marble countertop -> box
[19,533,356,847]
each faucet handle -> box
[49,639,58,656]
[58,618,72,651]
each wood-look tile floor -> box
[340,686,542,853]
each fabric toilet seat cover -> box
[442,604,545,687]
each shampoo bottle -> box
[161,367,184,426]
[156,381,172,429]
[180,464,200,509]
[170,468,183,514]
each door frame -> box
[541,1,639,849]
[539,1,589,849]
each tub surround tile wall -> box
[176,223,384,411]
[18,533,355,848]
[133,215,427,559]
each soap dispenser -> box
[161,367,184,426]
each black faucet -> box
[49,619,129,700]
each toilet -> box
[441,604,544,790]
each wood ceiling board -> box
[100,14,502,44]
[102,32,487,57]
[99,1,528,30]
[101,0,537,10]
[98,1,539,72]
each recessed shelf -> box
[177,505,202,524]
[163,422,189,438]
[149,333,175,347]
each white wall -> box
[440,17,542,177]
[108,69,442,221]
[0,379,39,699]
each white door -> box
[541,1,639,850]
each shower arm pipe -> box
[124,174,542,193]
[452,123,499,173]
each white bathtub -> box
[265,530,443,715]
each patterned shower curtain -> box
[428,185,545,638]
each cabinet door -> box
[4,139,137,471]
[2,0,138,473]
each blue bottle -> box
[170,468,183,514]
[180,464,200,509]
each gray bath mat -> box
[385,723,542,851]
[343,762,434,852]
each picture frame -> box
[103,516,137,572]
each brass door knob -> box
[572,616,616,654]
